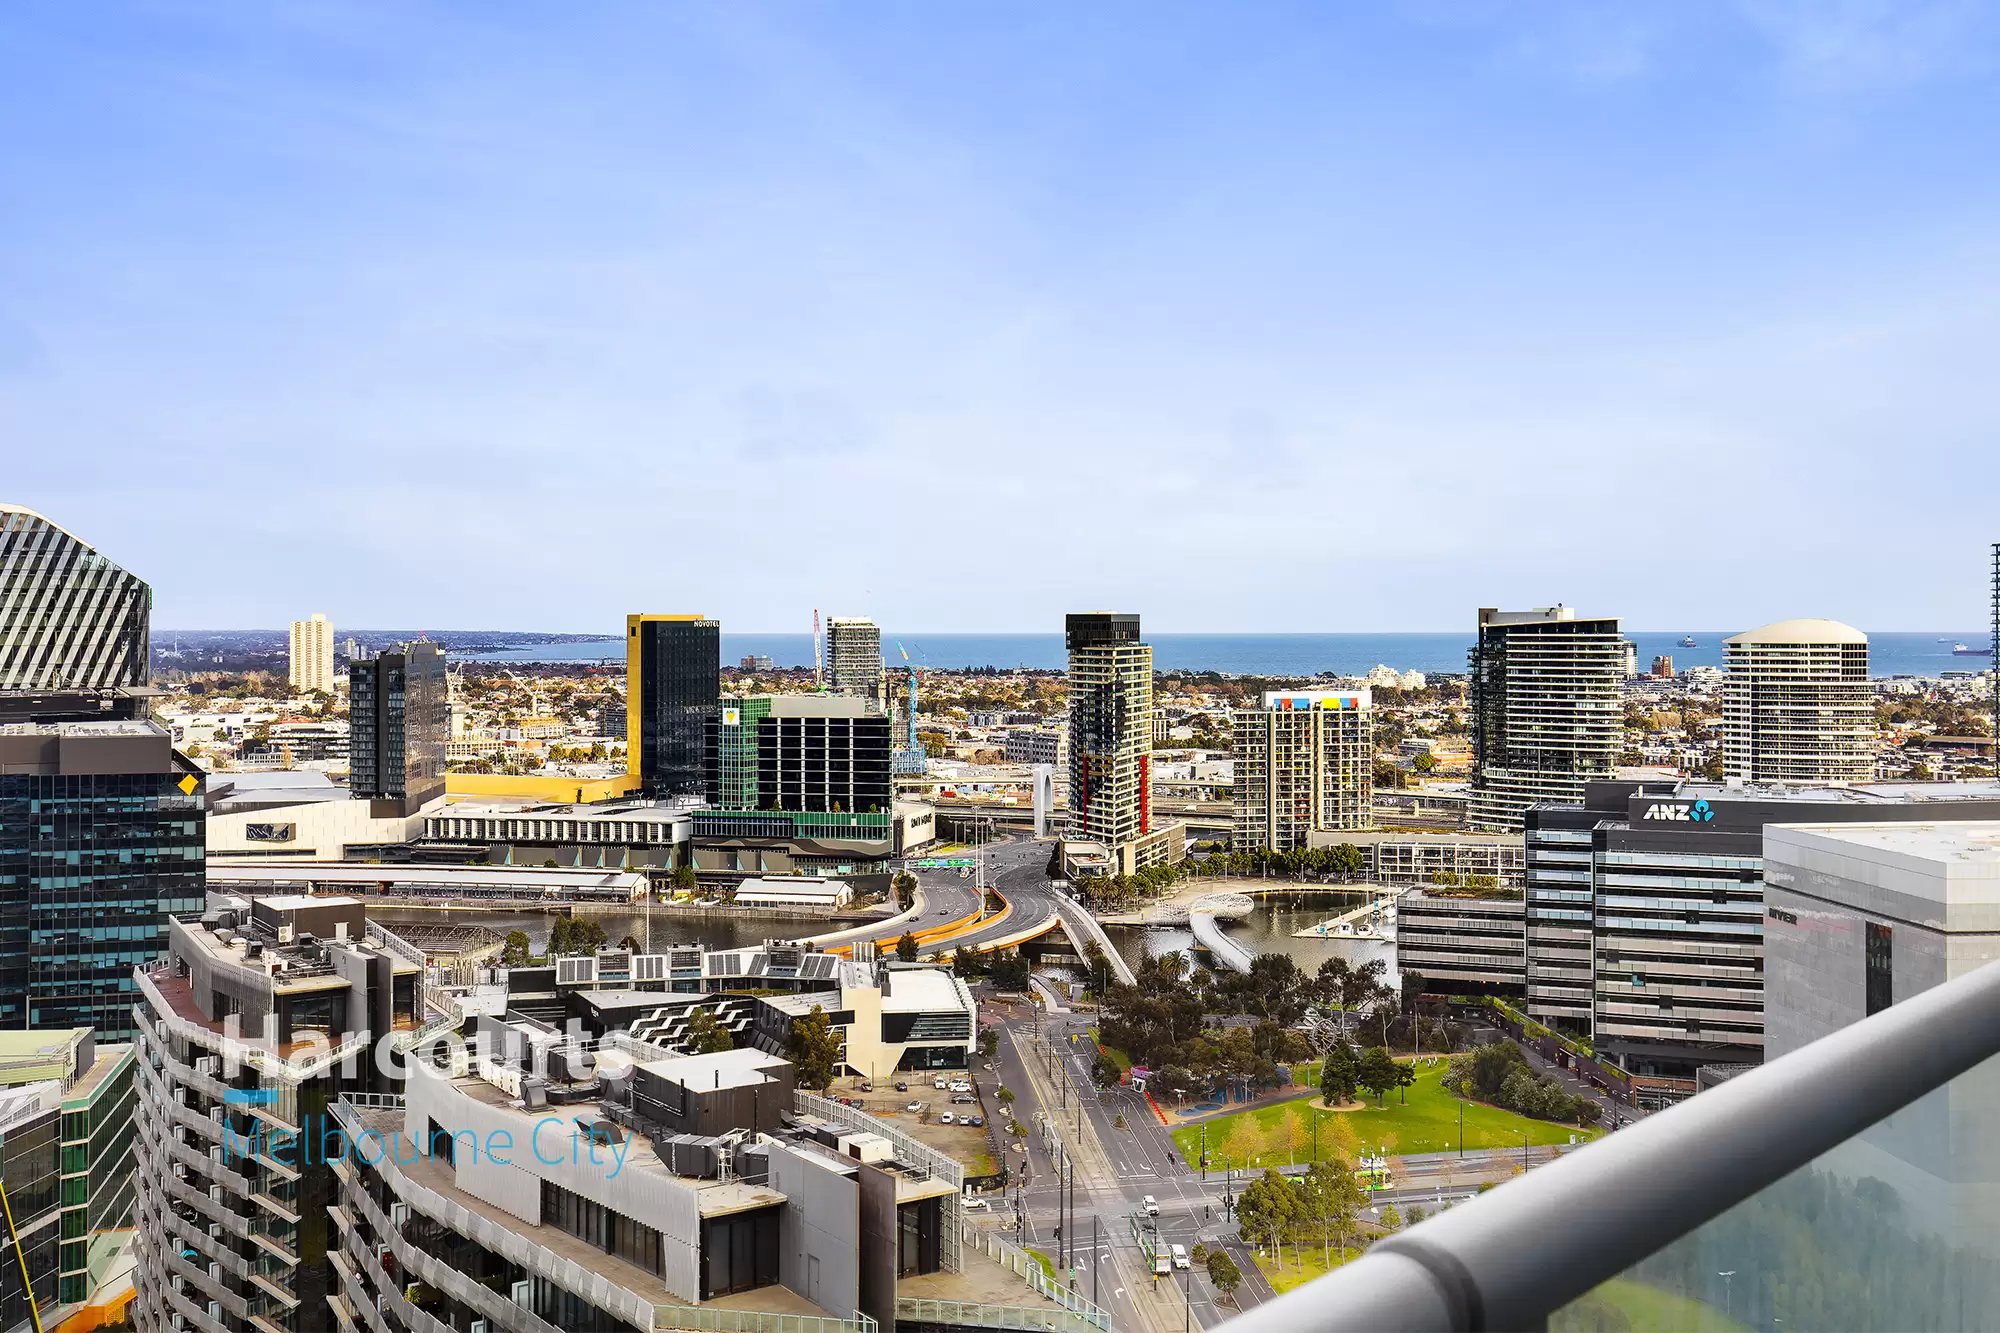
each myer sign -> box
[1642,798,1717,824]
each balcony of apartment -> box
[1211,953,2000,1332]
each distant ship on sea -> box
[1953,643,1992,657]
[1678,635,1699,648]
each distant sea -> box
[459,631,1995,679]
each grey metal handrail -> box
[1214,954,2000,1332]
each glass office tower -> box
[629,615,721,798]
[348,641,447,815]
[0,728,205,1039]
[0,506,204,1042]
[0,505,150,692]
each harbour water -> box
[461,631,1991,679]
[1101,891,1397,982]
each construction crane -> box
[893,642,927,776]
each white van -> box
[1143,1196,1159,1216]
[1171,1245,1190,1270]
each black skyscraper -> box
[628,616,720,798]
[349,641,447,816]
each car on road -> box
[962,1197,989,1211]
[939,1112,955,1125]
[1171,1245,1190,1270]
[860,1081,874,1092]
[905,1102,924,1114]
[1143,1196,1159,1216]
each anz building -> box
[1526,779,2000,1099]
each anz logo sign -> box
[1642,798,1717,824]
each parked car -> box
[939,1112,955,1125]
[895,1081,909,1092]
[905,1102,924,1114]
[964,1115,983,1127]
[933,1076,949,1090]
[860,1080,874,1092]
[949,1080,971,1093]
[951,1094,974,1105]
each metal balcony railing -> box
[1213,955,2000,1332]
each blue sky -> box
[5,2,2000,632]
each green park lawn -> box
[1169,1062,1600,1169]
[1551,1278,1751,1333]
[1253,1240,1364,1295]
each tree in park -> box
[1393,1060,1416,1105]
[1303,1157,1363,1269]
[670,864,698,892]
[684,1007,733,1054]
[1357,1046,1400,1107]
[895,931,919,962]
[1205,1247,1242,1302]
[1234,1169,1301,1264]
[1380,1204,1403,1230]
[500,930,531,967]
[1320,1042,1360,1106]
[988,950,1031,991]
[786,1005,843,1092]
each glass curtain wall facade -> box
[629,616,720,798]
[348,642,447,814]
[0,764,205,1040]
[1468,606,1624,832]
[0,1100,61,1333]
[0,505,150,692]
[59,1047,136,1304]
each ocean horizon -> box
[460,631,1997,679]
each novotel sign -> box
[1642,798,1718,824]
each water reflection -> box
[1103,891,1397,980]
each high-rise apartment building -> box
[700,695,895,875]
[1066,613,1178,874]
[0,507,204,1042]
[628,614,720,798]
[287,613,334,693]
[825,617,883,703]
[348,641,447,816]
[1232,690,1373,852]
[132,897,421,1333]
[1468,605,1625,832]
[1722,619,1874,783]
[0,504,150,692]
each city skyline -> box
[7,5,2000,630]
